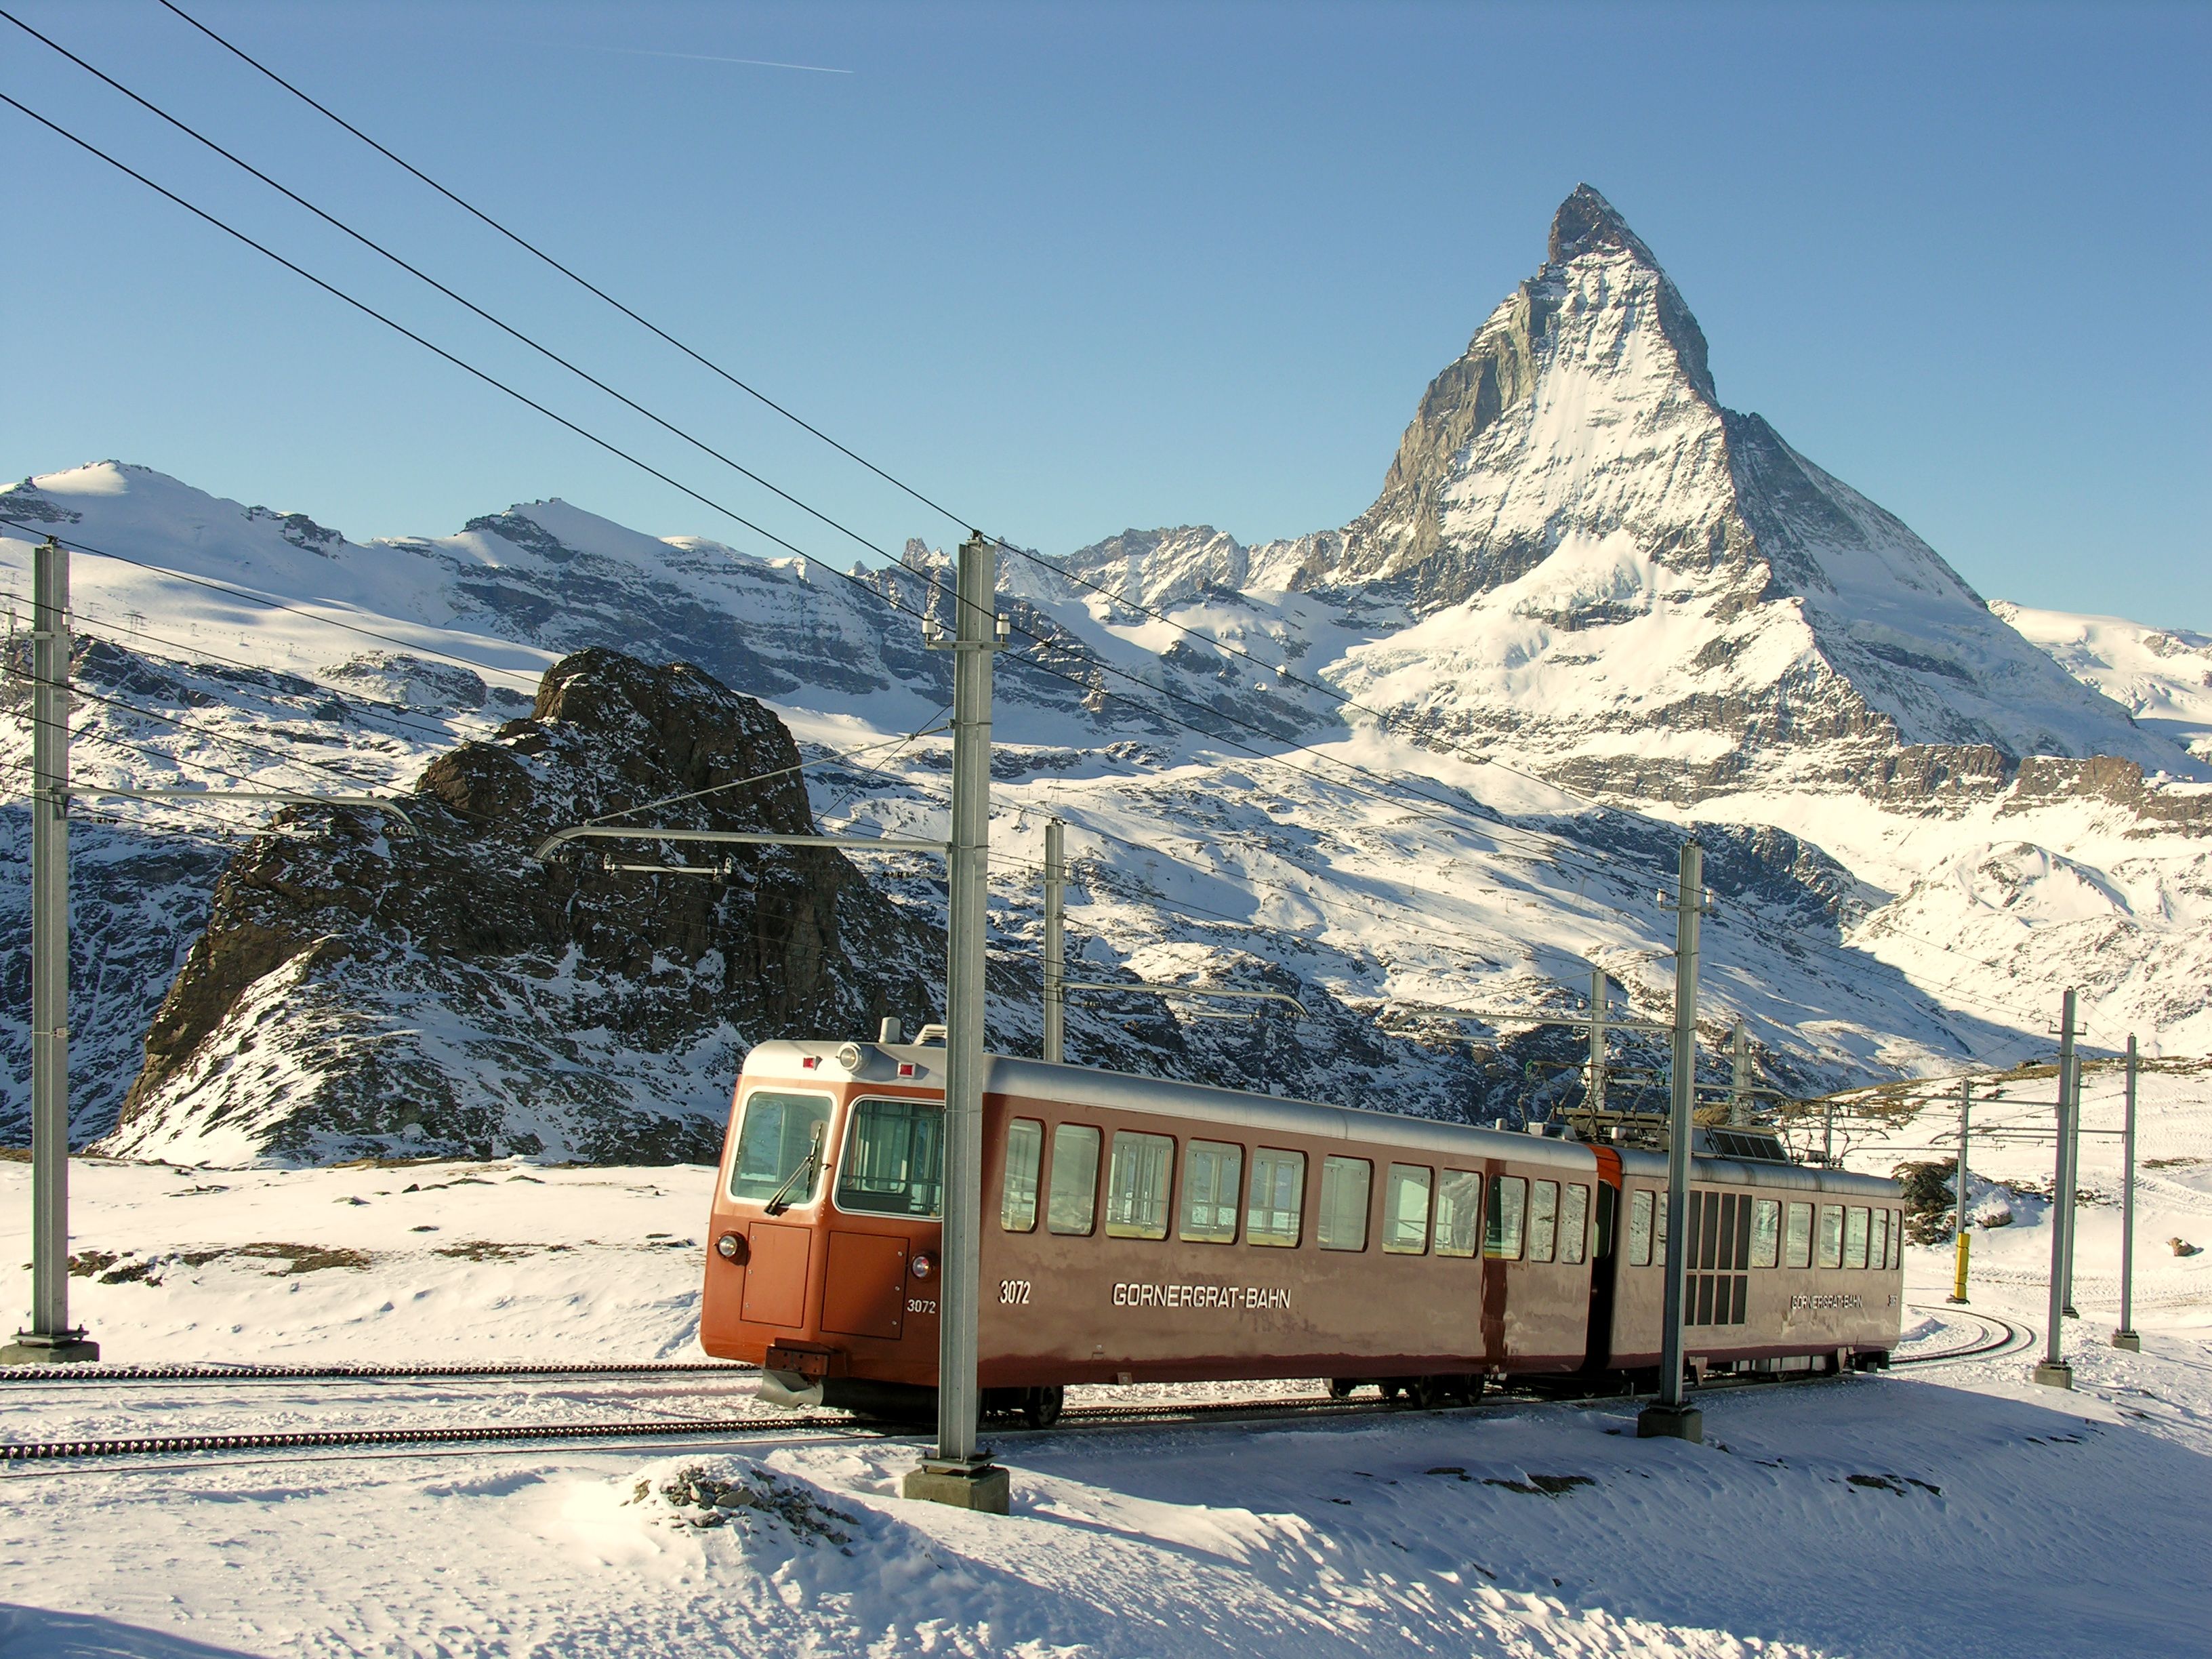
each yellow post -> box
[1952,1230,1971,1304]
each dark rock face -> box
[108,650,941,1164]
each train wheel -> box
[1410,1376,1449,1410]
[1327,1378,1359,1400]
[1021,1385,1065,1429]
[1379,1379,1408,1401]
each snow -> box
[5,1106,2212,1655]
[1994,600,2212,763]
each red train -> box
[699,1034,1905,1424]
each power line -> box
[0,39,1585,865]
[0,79,2130,1044]
[0,7,902,575]
[150,0,979,539]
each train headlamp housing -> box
[716,1232,747,1263]
[836,1043,864,1071]
[910,1253,935,1280]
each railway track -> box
[0,1359,758,1386]
[0,1390,1395,1465]
[1891,1305,2037,1368]
[3,1309,2041,1465]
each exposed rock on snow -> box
[104,650,941,1164]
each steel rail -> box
[1889,1307,2037,1368]
[0,1359,759,1387]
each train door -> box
[1581,1147,1623,1372]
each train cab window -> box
[1247,1149,1306,1248]
[1047,1124,1103,1235]
[1844,1206,1870,1269]
[1001,1118,1044,1233]
[1383,1164,1432,1255]
[1105,1132,1174,1240]
[1559,1183,1590,1265]
[1750,1198,1781,1268]
[834,1097,945,1217]
[1180,1139,1244,1244]
[1528,1180,1559,1263]
[1486,1176,1528,1260]
[1870,1208,1889,1272]
[729,1090,833,1204]
[1433,1170,1481,1257]
[1627,1189,1654,1267]
[1817,1204,1843,1269]
[1785,1202,1813,1268]
[1317,1156,1372,1251]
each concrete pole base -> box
[2030,1361,2073,1390]
[1,1331,99,1367]
[903,1458,1010,1514]
[1636,1403,1704,1443]
[2110,1330,2141,1353]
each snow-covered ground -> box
[5,1073,2209,1656]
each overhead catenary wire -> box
[0,75,2117,1051]
[0,48,1583,867]
[149,0,980,538]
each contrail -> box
[592,45,854,75]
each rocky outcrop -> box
[105,650,941,1164]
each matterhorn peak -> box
[1547,182,1662,270]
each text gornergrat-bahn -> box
[701,1036,1904,1426]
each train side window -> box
[1486,1175,1527,1260]
[730,1090,834,1204]
[1105,1132,1175,1240]
[1001,1118,1044,1233]
[1817,1204,1843,1269]
[1383,1164,1431,1255]
[1844,1205,1870,1269]
[1180,1139,1244,1244]
[1434,1170,1481,1257]
[1247,1149,1305,1248]
[1627,1189,1654,1267]
[1046,1124,1102,1235]
[1785,1202,1813,1268]
[1891,1210,1905,1270]
[1559,1183,1590,1265]
[1750,1198,1780,1268]
[1528,1180,1559,1263]
[1870,1208,1889,1272]
[1317,1156,1372,1251]
[835,1097,945,1217]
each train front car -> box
[700,1038,948,1418]
[701,1036,1614,1419]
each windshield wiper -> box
[764,1121,826,1216]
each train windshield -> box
[729,1090,832,1204]
[836,1097,945,1217]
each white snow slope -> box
[2,1054,2208,1658]
[1994,600,2212,762]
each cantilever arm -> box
[83,785,419,836]
[531,823,949,862]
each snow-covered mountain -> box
[3,186,2207,1162]
[1993,600,2212,762]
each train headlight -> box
[911,1253,934,1279]
[716,1233,747,1263]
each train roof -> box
[741,1040,1903,1196]
[744,1040,1600,1174]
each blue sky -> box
[2,1,2206,627]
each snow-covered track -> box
[0,1359,758,1387]
[0,1412,836,1464]
[1891,1306,2037,1368]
